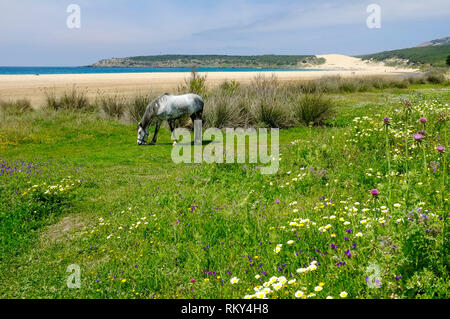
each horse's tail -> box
[195,94,204,113]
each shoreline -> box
[0,54,419,107]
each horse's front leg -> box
[149,120,161,145]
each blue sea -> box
[0,66,321,75]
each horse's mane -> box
[140,93,170,127]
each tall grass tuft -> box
[44,87,89,110]
[249,74,291,128]
[0,99,33,114]
[127,92,153,123]
[292,93,335,126]
[204,87,252,128]
[97,94,127,119]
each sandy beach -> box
[0,54,418,107]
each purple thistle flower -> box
[419,117,427,123]
[436,146,445,153]
[414,133,423,141]
[371,189,379,197]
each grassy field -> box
[0,78,449,299]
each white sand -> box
[0,54,418,107]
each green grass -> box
[0,84,449,299]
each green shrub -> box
[178,70,208,97]
[425,70,446,84]
[219,80,240,95]
[292,93,335,126]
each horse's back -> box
[171,93,203,112]
[156,93,203,120]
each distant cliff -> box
[92,55,326,69]
[417,36,450,47]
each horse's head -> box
[137,123,149,145]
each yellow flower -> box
[121,279,126,283]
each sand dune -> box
[0,54,418,107]
[316,54,415,72]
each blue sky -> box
[0,0,449,66]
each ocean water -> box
[0,66,322,75]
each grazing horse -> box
[137,93,204,145]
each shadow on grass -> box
[138,140,215,146]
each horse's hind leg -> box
[192,111,203,145]
[150,120,161,145]
[168,120,177,141]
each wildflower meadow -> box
[0,78,448,299]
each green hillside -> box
[93,54,325,68]
[359,44,450,67]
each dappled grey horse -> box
[137,93,204,145]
